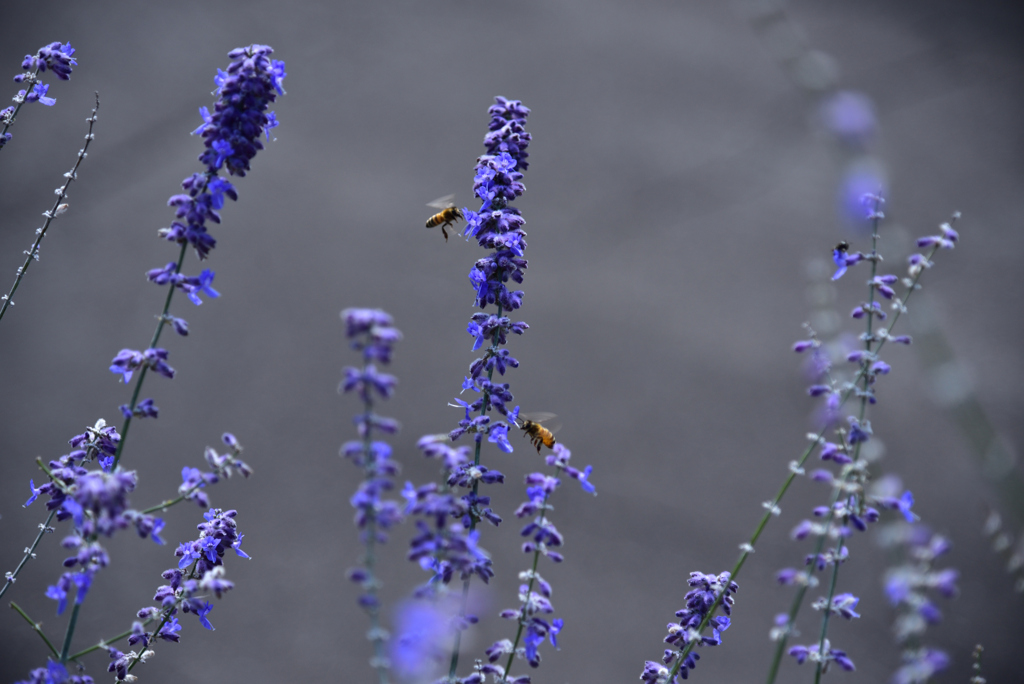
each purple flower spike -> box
[157,45,285,260]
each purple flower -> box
[819,90,876,147]
[21,42,77,80]
[158,45,285,259]
[643,572,737,681]
[26,82,55,106]
[892,648,950,684]
[108,348,176,383]
[788,639,855,672]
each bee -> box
[515,412,559,453]
[425,195,464,242]
[831,240,851,280]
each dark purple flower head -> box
[21,42,76,80]
[158,46,285,259]
[485,97,531,169]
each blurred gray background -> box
[1,0,1022,682]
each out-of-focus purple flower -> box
[837,159,887,229]
[819,90,877,148]
[788,639,855,672]
[390,599,457,682]
[891,648,950,684]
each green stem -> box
[69,625,136,660]
[59,601,82,663]
[813,562,842,684]
[0,508,56,600]
[10,601,60,658]
[112,241,187,470]
[0,94,99,324]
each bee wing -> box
[427,194,456,209]
[518,412,561,434]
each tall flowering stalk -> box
[340,308,404,684]
[0,94,99,324]
[875,506,958,684]
[6,44,284,683]
[438,96,534,679]
[0,41,77,150]
[394,97,594,683]
[637,199,960,684]
[770,203,960,683]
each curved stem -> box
[10,601,60,658]
[0,94,99,323]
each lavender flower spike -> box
[1,41,77,149]
[340,308,403,683]
[161,44,286,259]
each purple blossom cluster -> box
[108,45,285,468]
[10,45,280,684]
[641,572,737,683]
[160,44,285,260]
[22,431,250,616]
[483,444,594,682]
[1,41,77,148]
[403,435,497,590]
[339,308,404,681]
[398,99,535,612]
[876,515,959,684]
[386,97,592,683]
[767,199,961,682]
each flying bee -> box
[515,412,559,453]
[425,195,464,242]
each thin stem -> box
[813,562,841,684]
[69,625,136,660]
[0,94,99,323]
[0,508,56,600]
[0,66,41,146]
[112,241,187,470]
[58,601,82,663]
[10,601,60,658]
[139,478,207,515]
